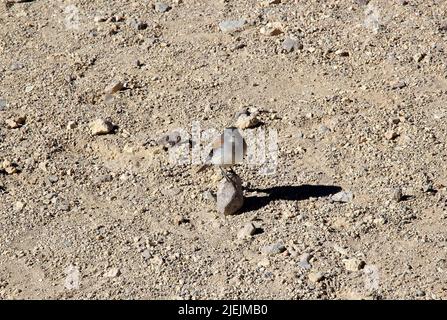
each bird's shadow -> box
[242,184,342,213]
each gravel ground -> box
[1,0,447,300]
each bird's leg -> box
[219,167,232,183]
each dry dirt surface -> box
[1,0,447,300]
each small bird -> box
[196,127,247,180]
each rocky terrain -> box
[1,0,447,299]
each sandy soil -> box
[1,0,447,299]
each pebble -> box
[216,173,244,216]
[104,267,121,278]
[142,249,151,260]
[260,0,281,6]
[2,160,19,174]
[15,201,25,212]
[260,22,283,36]
[174,215,190,226]
[10,62,24,71]
[385,130,399,140]
[422,182,434,193]
[413,52,426,63]
[93,174,113,184]
[93,16,107,23]
[235,108,260,129]
[355,0,370,5]
[298,253,312,269]
[47,175,59,183]
[127,18,148,30]
[393,187,403,202]
[415,290,425,297]
[343,258,365,271]
[150,255,163,266]
[335,49,350,57]
[0,99,6,111]
[260,242,286,255]
[104,80,124,94]
[5,115,26,129]
[219,20,246,33]
[67,121,77,130]
[89,119,115,135]
[257,257,270,267]
[330,191,353,203]
[58,203,71,212]
[282,37,303,53]
[155,2,171,13]
[390,80,406,90]
[202,190,216,203]
[308,272,324,283]
[237,222,257,239]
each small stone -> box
[202,190,216,203]
[93,16,107,23]
[2,160,19,174]
[422,182,434,193]
[385,130,399,140]
[93,174,113,184]
[216,173,244,216]
[127,18,148,30]
[257,257,270,267]
[10,62,24,71]
[298,253,312,270]
[149,255,163,266]
[58,203,71,212]
[47,175,58,183]
[0,99,6,111]
[219,19,246,33]
[343,258,366,271]
[155,2,171,13]
[5,115,26,129]
[355,0,370,5]
[282,37,303,53]
[142,249,151,260]
[393,187,403,202]
[25,85,34,93]
[260,22,283,36]
[260,242,286,255]
[413,52,426,63]
[157,131,183,148]
[390,80,406,90]
[235,113,260,129]
[308,272,324,283]
[415,290,425,297]
[5,167,18,174]
[15,201,25,212]
[259,0,281,6]
[335,49,350,57]
[134,59,143,68]
[174,215,190,226]
[237,222,257,239]
[67,121,77,129]
[330,191,353,203]
[104,80,124,94]
[89,119,115,135]
[235,107,260,129]
[104,267,121,278]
